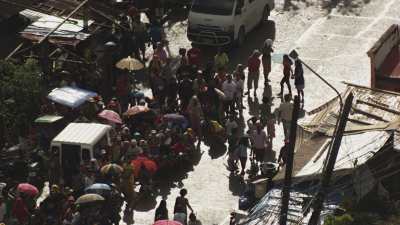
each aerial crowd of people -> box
[0,4,306,225]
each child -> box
[188,212,202,225]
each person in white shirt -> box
[225,115,239,153]
[250,121,269,163]
[275,94,294,139]
[222,75,237,117]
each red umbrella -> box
[131,156,158,177]
[17,183,39,197]
[153,220,183,225]
[98,109,122,124]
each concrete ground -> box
[129,0,400,224]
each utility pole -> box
[83,0,91,32]
[308,92,354,225]
[280,95,300,225]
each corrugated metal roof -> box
[52,123,111,146]
[239,188,338,225]
[301,83,400,135]
[296,131,392,178]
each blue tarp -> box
[47,86,97,108]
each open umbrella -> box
[153,220,183,225]
[17,183,39,197]
[98,110,122,124]
[116,56,144,71]
[124,105,149,117]
[100,163,123,176]
[85,183,111,192]
[131,156,158,178]
[85,183,111,195]
[75,193,104,204]
[163,114,188,127]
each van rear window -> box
[191,0,234,16]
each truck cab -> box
[187,0,274,46]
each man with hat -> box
[246,50,261,97]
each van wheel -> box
[236,26,245,47]
[259,6,269,26]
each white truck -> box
[187,0,275,46]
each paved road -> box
[131,0,400,224]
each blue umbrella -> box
[85,183,111,193]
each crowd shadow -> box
[321,0,371,15]
[281,0,371,16]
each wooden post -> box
[308,93,354,225]
[280,95,300,225]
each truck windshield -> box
[191,0,235,16]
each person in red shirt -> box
[246,50,261,96]
[187,43,202,68]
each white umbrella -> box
[115,56,144,71]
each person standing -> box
[187,43,202,68]
[187,96,203,141]
[261,39,274,83]
[132,16,148,61]
[293,59,305,105]
[246,50,261,96]
[225,115,239,154]
[222,75,237,117]
[275,94,293,139]
[278,54,293,96]
[250,122,268,163]
[234,68,245,115]
[178,76,194,111]
[121,158,135,214]
[214,48,229,72]
[174,189,194,225]
[155,200,168,222]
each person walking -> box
[275,94,293,139]
[293,59,305,105]
[154,200,168,222]
[246,50,261,97]
[235,136,250,176]
[261,39,273,83]
[222,75,237,117]
[174,189,194,225]
[278,54,293,96]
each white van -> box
[51,123,112,175]
[187,0,275,46]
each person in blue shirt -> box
[149,20,163,49]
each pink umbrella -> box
[98,110,122,124]
[153,220,183,225]
[17,183,39,197]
